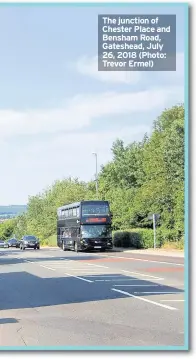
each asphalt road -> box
[0,247,185,349]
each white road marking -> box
[95,279,148,282]
[86,263,109,269]
[133,291,182,294]
[111,288,178,311]
[90,253,184,266]
[68,272,110,275]
[64,272,93,283]
[39,265,56,271]
[160,299,185,302]
[85,278,123,280]
[122,270,164,280]
[60,268,108,271]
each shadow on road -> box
[0,318,19,324]
[0,271,184,311]
[0,248,185,265]
[0,252,104,265]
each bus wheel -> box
[74,242,78,253]
[62,241,66,251]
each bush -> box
[156,228,183,246]
[41,234,56,247]
[113,228,155,249]
[113,227,184,249]
[40,238,49,246]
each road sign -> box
[155,213,160,220]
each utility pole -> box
[148,213,160,249]
[92,152,98,198]
[153,213,156,249]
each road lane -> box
[0,248,185,348]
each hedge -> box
[43,229,183,249]
[113,227,184,249]
[113,228,155,249]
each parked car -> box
[20,235,40,250]
[0,239,9,248]
[7,238,20,248]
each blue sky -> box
[0,3,186,205]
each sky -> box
[0,3,186,205]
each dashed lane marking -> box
[95,278,154,282]
[86,263,109,269]
[133,291,182,294]
[39,265,56,271]
[95,279,144,282]
[84,278,124,280]
[17,256,93,282]
[64,273,93,283]
[111,288,178,311]
[121,270,164,280]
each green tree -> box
[0,218,17,240]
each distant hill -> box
[0,205,27,218]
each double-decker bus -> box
[57,200,113,252]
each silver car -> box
[0,240,9,248]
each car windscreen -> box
[24,236,36,241]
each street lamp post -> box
[92,152,98,198]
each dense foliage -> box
[0,105,184,248]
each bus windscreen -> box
[81,224,112,238]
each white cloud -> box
[0,124,150,204]
[76,55,142,84]
[0,80,184,204]
[0,85,183,141]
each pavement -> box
[0,247,186,349]
[112,248,185,257]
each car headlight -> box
[24,241,28,244]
